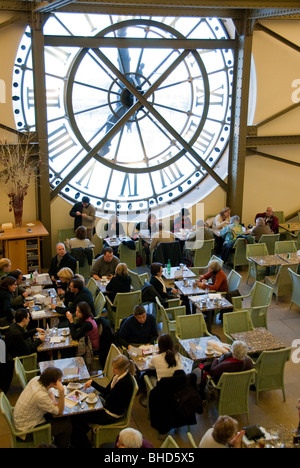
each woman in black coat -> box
[105,263,131,302]
[149,262,178,302]
[0,276,18,327]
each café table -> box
[178,335,223,365]
[279,222,300,234]
[230,327,285,355]
[39,356,90,383]
[59,385,104,417]
[104,236,132,248]
[248,255,288,267]
[37,327,79,359]
[95,278,109,294]
[276,252,300,264]
[163,266,196,287]
[23,273,53,289]
[189,294,233,333]
[174,280,205,297]
[29,307,63,328]
[127,344,194,374]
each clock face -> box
[12,14,234,215]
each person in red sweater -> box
[255,206,279,234]
[196,260,228,293]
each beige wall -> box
[0,15,299,256]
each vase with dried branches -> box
[0,136,39,228]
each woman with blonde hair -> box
[56,267,74,293]
[106,262,131,302]
[72,355,136,447]
[0,258,11,278]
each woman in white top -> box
[213,207,231,231]
[68,225,95,249]
[148,333,183,382]
[199,415,244,448]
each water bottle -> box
[167,259,171,276]
[33,268,38,284]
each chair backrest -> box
[254,348,291,392]
[94,291,106,317]
[128,270,142,291]
[114,290,142,325]
[273,263,298,285]
[155,298,172,335]
[118,243,137,271]
[187,432,198,448]
[14,357,28,389]
[58,228,75,244]
[176,314,209,340]
[122,375,139,425]
[0,392,14,433]
[232,238,248,268]
[216,369,256,420]
[154,242,182,266]
[250,281,273,307]
[160,435,179,448]
[193,239,215,268]
[288,268,300,307]
[103,344,122,381]
[246,243,268,258]
[227,270,242,293]
[86,277,99,299]
[274,211,285,223]
[258,234,280,255]
[274,240,297,254]
[223,310,254,338]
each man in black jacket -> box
[48,243,77,283]
[51,277,95,318]
[69,196,95,240]
[5,309,46,358]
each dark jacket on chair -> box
[149,370,200,434]
[70,247,93,267]
[153,241,182,266]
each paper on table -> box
[50,337,61,344]
[31,310,47,319]
[208,293,222,299]
[63,367,79,376]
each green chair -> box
[175,313,211,341]
[265,263,298,304]
[227,269,242,294]
[223,310,255,344]
[207,369,256,425]
[274,240,297,254]
[128,269,148,291]
[58,228,75,244]
[0,325,9,337]
[230,238,250,270]
[253,348,291,404]
[258,234,280,255]
[94,291,106,318]
[187,431,198,448]
[92,343,121,388]
[274,211,285,224]
[190,255,224,277]
[288,268,300,310]
[160,435,179,448]
[0,392,52,448]
[86,277,99,300]
[155,297,186,341]
[118,243,137,271]
[144,374,154,418]
[246,243,269,284]
[106,290,142,330]
[232,281,273,329]
[91,375,138,448]
[14,357,40,390]
[193,239,215,268]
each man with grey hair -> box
[209,340,254,384]
[255,207,279,234]
[48,242,77,283]
[251,216,273,242]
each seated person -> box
[48,243,77,283]
[185,219,214,260]
[9,269,29,308]
[0,258,11,278]
[220,215,244,262]
[13,367,72,448]
[148,333,183,384]
[104,214,125,239]
[209,340,254,384]
[118,305,158,348]
[55,267,74,293]
[91,247,120,280]
[251,217,273,242]
[66,301,99,354]
[67,225,95,249]
[149,262,178,302]
[196,260,228,293]
[255,206,279,234]
[72,355,135,448]
[0,335,14,394]
[116,428,154,448]
[134,213,158,265]
[0,276,18,327]
[51,277,95,318]
[150,222,175,251]
[5,308,46,358]
[213,207,231,232]
[106,263,132,302]
[199,415,244,449]
[173,208,192,232]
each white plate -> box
[67,382,83,390]
[86,396,98,404]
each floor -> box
[1,263,300,448]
